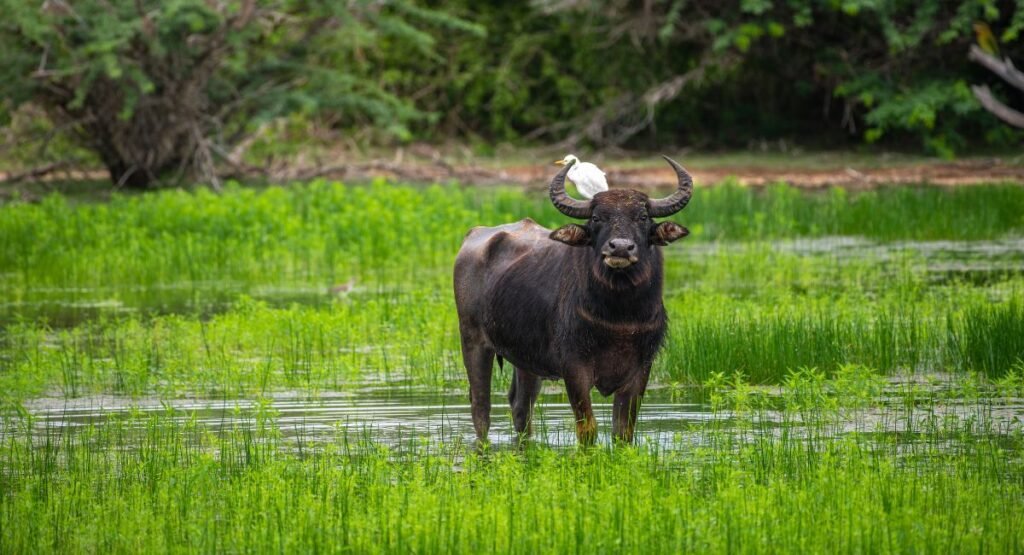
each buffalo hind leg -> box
[564,373,596,446]
[461,340,494,445]
[508,368,542,439]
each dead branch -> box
[525,53,735,148]
[968,45,1024,129]
[232,0,257,30]
[191,124,222,191]
[968,45,1024,91]
[970,85,1024,128]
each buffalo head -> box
[548,156,692,271]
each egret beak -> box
[553,160,566,166]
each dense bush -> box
[1,0,1023,186]
[393,0,1024,154]
[0,0,480,187]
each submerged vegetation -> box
[1,180,1023,552]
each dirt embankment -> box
[499,160,1024,190]
[278,156,1024,189]
[3,156,1023,193]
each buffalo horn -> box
[649,155,693,217]
[548,159,592,219]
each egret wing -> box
[575,162,609,199]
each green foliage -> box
[0,105,96,168]
[0,1,480,185]
[385,0,1024,153]
[2,0,1024,162]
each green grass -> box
[948,298,1024,377]
[692,181,1024,240]
[2,181,1023,308]
[1,372,1021,554]
[2,181,1024,401]
[4,285,1024,400]
[1,179,1024,553]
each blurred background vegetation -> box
[1,0,1023,188]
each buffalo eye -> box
[591,215,601,223]
[638,213,648,222]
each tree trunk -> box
[71,80,204,189]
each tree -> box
[0,0,480,188]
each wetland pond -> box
[5,235,1024,451]
[11,371,1024,455]
[3,183,1024,553]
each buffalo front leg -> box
[564,373,596,446]
[612,392,643,444]
[508,368,542,439]
[461,340,494,444]
[612,369,650,444]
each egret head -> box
[553,154,579,166]
[548,156,692,273]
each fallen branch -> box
[0,160,74,184]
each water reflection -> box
[12,385,1023,451]
[15,389,717,449]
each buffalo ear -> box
[550,224,590,246]
[650,221,689,246]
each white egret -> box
[554,154,608,199]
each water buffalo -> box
[453,156,692,445]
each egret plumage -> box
[554,154,608,199]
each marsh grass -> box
[2,180,1024,399]
[2,281,1022,401]
[2,181,1023,309]
[693,182,1024,241]
[1,372,1022,554]
[948,297,1024,377]
[2,180,1024,553]
[661,305,922,384]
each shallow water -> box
[676,236,1024,279]
[14,388,719,449]
[13,381,1023,451]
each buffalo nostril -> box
[607,239,636,254]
